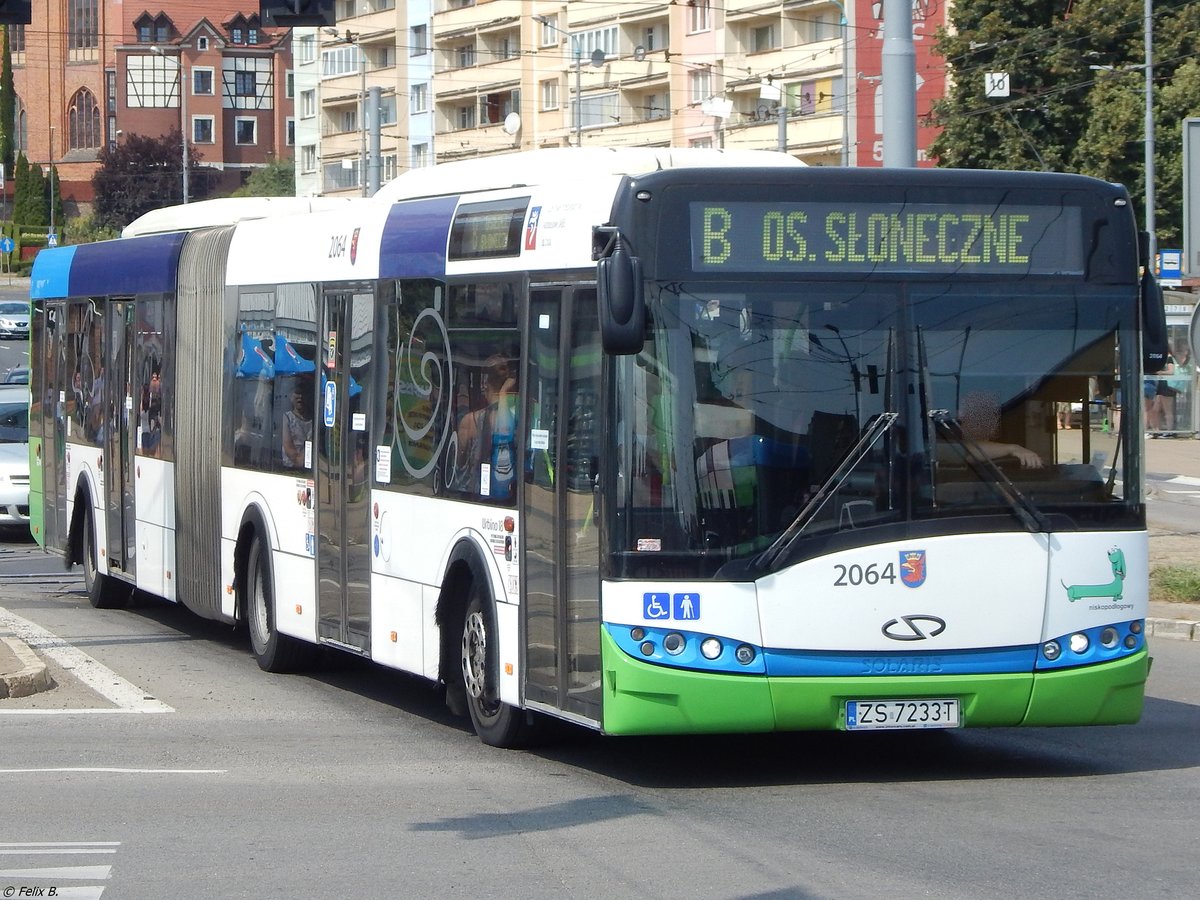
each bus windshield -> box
[612,280,1139,578]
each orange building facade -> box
[10,2,293,214]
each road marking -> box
[0,842,119,898]
[0,866,111,879]
[0,768,224,775]
[0,608,173,714]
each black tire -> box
[82,506,126,609]
[461,582,534,748]
[244,534,317,673]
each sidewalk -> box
[4,432,1200,700]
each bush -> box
[1150,565,1200,603]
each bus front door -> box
[103,301,137,581]
[315,286,375,655]
[522,286,603,724]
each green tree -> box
[231,157,295,197]
[0,27,13,178]
[931,0,1200,247]
[47,163,63,232]
[91,130,210,230]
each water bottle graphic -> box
[490,400,515,499]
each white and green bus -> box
[28,148,1162,745]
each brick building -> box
[9,2,294,216]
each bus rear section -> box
[593,166,1150,735]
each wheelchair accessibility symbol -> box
[643,592,671,620]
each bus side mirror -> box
[1142,267,1169,373]
[597,241,645,355]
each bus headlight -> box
[1100,627,1119,649]
[1069,633,1089,654]
[1043,640,1061,661]
[700,638,722,660]
[735,644,756,665]
[663,632,685,655]
[640,641,655,656]
[1124,634,1138,649]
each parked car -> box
[0,384,30,528]
[0,300,29,340]
[2,366,29,384]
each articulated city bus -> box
[27,148,1162,746]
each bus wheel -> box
[244,534,316,674]
[461,584,533,748]
[82,507,125,610]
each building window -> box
[480,89,519,126]
[688,0,712,34]
[689,70,712,105]
[285,72,295,99]
[412,143,429,169]
[192,68,214,96]
[579,26,618,60]
[540,79,559,111]
[138,24,152,43]
[644,92,668,120]
[410,83,428,114]
[69,0,99,55]
[410,25,427,56]
[69,88,101,149]
[538,16,559,47]
[235,118,257,145]
[10,25,24,54]
[248,29,259,45]
[574,92,619,128]
[13,97,26,152]
[235,71,256,98]
[231,28,244,45]
[300,144,317,174]
[455,44,476,69]
[198,36,209,52]
[456,105,476,130]
[378,95,397,126]
[322,46,363,79]
[192,116,215,144]
[286,117,295,146]
[300,89,317,119]
[812,12,840,43]
[752,24,778,53]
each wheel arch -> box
[232,500,274,625]
[435,536,495,688]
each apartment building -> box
[9,2,293,211]
[306,0,948,196]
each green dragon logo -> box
[1063,547,1126,603]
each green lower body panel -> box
[1023,651,1148,725]
[600,632,1148,735]
[28,436,44,548]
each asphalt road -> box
[1,539,1198,900]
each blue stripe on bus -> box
[32,234,187,299]
[30,245,77,299]
[763,644,1038,677]
[379,196,457,279]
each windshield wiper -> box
[929,410,1052,533]
[749,412,898,574]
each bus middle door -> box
[103,300,137,581]
[315,286,375,655]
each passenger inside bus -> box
[281,377,313,469]
[455,354,518,499]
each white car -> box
[0,300,29,340]
[0,384,30,528]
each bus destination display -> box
[690,201,1084,275]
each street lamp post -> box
[1143,0,1156,261]
[533,15,582,148]
[152,45,189,203]
[325,28,369,197]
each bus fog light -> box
[1069,633,1089,654]
[640,641,655,656]
[735,644,756,665]
[700,638,722,660]
[630,627,645,641]
[663,632,685,655]
[1130,620,1143,634]
[1043,640,1061,661]
[1124,634,1138,649]
[1100,627,1119,649]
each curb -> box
[1146,617,1200,642]
[0,636,54,699]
